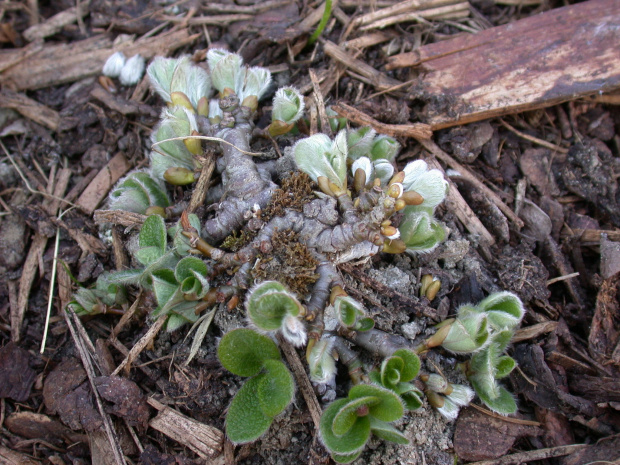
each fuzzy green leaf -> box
[495,356,516,379]
[258,359,294,418]
[151,269,179,307]
[218,329,281,377]
[332,396,380,437]
[369,417,409,444]
[320,399,371,455]
[139,214,167,253]
[397,384,424,411]
[246,282,302,331]
[392,349,420,382]
[174,256,208,282]
[226,375,273,444]
[330,451,362,464]
[380,356,404,389]
[478,292,524,332]
[348,385,404,423]
[471,379,517,415]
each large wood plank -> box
[386,0,620,129]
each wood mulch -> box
[0,0,619,464]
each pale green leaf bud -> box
[477,291,525,331]
[373,159,395,186]
[347,126,376,160]
[398,208,446,254]
[402,160,449,208]
[309,338,336,384]
[441,312,490,354]
[272,87,305,124]
[370,135,400,162]
[237,66,272,102]
[293,130,348,191]
[207,49,243,94]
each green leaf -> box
[246,282,302,331]
[226,375,273,444]
[397,384,424,411]
[332,396,380,437]
[347,126,376,160]
[331,451,362,464]
[380,356,404,389]
[174,256,208,282]
[478,292,524,330]
[356,317,375,332]
[151,269,179,307]
[392,349,420,382]
[258,359,294,418]
[495,356,516,379]
[320,399,371,455]
[166,314,189,332]
[369,417,409,445]
[471,379,517,415]
[348,385,404,423]
[139,214,167,253]
[218,329,281,377]
[105,268,142,286]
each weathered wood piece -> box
[0,89,60,131]
[76,153,131,215]
[22,4,89,42]
[148,397,224,459]
[386,0,620,129]
[0,29,196,91]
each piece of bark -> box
[148,397,224,459]
[0,89,60,130]
[323,40,403,91]
[386,0,620,129]
[0,342,36,401]
[454,407,541,461]
[22,5,89,42]
[0,445,41,465]
[76,153,131,215]
[588,273,619,367]
[332,102,432,139]
[90,85,157,117]
[563,434,620,465]
[569,375,620,403]
[0,29,196,91]
[5,411,86,445]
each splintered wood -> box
[385,0,620,129]
[148,398,224,460]
[0,29,196,91]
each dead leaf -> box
[94,376,150,428]
[0,342,36,402]
[453,407,541,461]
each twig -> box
[309,69,331,136]
[465,443,588,465]
[278,336,322,429]
[468,403,540,426]
[188,152,216,213]
[416,137,524,229]
[112,313,168,376]
[546,272,580,286]
[500,119,568,154]
[332,101,432,139]
[64,309,127,465]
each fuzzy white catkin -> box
[102,52,126,78]
[119,55,146,86]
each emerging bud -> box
[119,54,145,86]
[197,96,209,116]
[402,160,448,208]
[382,239,407,254]
[370,135,400,162]
[164,167,196,185]
[103,51,126,78]
[170,91,194,111]
[347,126,376,160]
[281,314,308,347]
[272,87,305,125]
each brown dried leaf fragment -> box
[0,342,36,402]
[94,376,150,428]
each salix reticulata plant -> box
[72,48,531,462]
